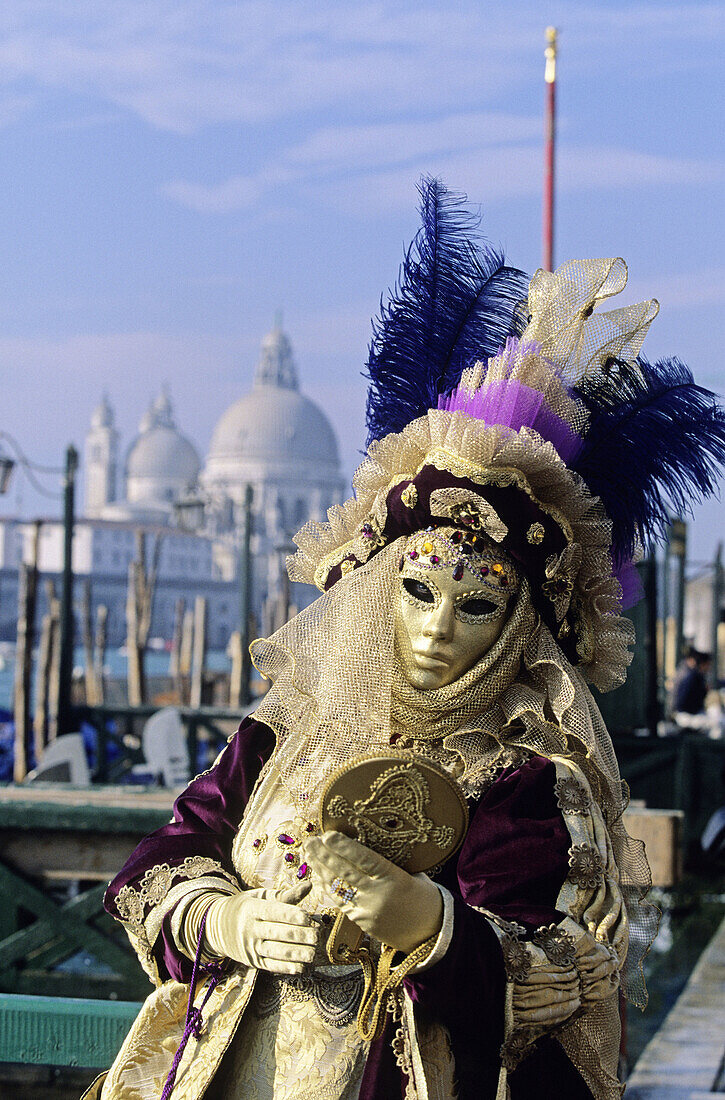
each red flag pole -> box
[543,26,558,272]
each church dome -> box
[207,325,340,470]
[209,388,339,467]
[126,425,201,482]
[125,389,201,503]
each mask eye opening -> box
[402,577,435,604]
[459,597,499,617]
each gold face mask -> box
[394,526,520,689]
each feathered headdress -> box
[290,178,725,690]
[365,178,528,444]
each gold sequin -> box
[340,559,356,577]
[527,522,545,544]
[401,483,418,509]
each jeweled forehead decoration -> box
[401,527,519,593]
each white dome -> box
[208,387,339,468]
[126,425,201,482]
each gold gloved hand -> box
[512,960,582,1027]
[575,934,620,1002]
[193,882,320,976]
[303,830,443,954]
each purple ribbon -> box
[160,908,224,1100]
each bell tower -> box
[85,394,118,516]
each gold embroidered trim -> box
[422,450,575,544]
[555,776,591,815]
[533,923,577,967]
[428,486,509,542]
[401,483,418,509]
[567,844,605,890]
[500,933,534,982]
[500,1027,537,1071]
[114,856,238,961]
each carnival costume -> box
[90,181,725,1100]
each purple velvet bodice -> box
[105,718,592,1099]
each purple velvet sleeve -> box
[381,757,574,1100]
[104,716,275,982]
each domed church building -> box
[70,324,344,644]
[93,388,202,525]
[201,323,344,630]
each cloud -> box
[625,267,725,311]
[168,129,722,218]
[0,93,35,127]
[160,109,544,212]
[163,175,263,214]
[1,1,721,134]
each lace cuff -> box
[111,857,240,982]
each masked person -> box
[87,180,725,1100]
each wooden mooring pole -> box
[190,596,207,709]
[57,445,78,737]
[13,524,39,781]
[33,577,59,759]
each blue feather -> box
[364,177,528,447]
[573,357,725,562]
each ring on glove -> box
[331,877,357,903]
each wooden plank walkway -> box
[626,914,725,1098]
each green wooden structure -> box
[0,787,170,1002]
[0,993,141,1068]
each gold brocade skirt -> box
[204,967,369,1100]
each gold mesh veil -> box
[251,538,656,1009]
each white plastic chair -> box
[26,733,91,786]
[139,706,190,787]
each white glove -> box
[188,882,320,976]
[303,830,443,954]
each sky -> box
[0,0,723,565]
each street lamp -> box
[173,491,206,533]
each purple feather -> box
[364,177,527,447]
[573,357,725,563]
[438,337,584,463]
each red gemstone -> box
[409,550,419,560]
[297,864,308,879]
[480,566,489,576]
[305,822,315,832]
[362,523,373,538]
[430,554,440,565]
[278,833,295,844]
[285,852,297,863]
[500,576,509,587]
[252,838,262,849]
[451,531,463,544]
[453,562,465,581]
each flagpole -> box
[543,26,558,271]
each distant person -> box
[672,649,724,738]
